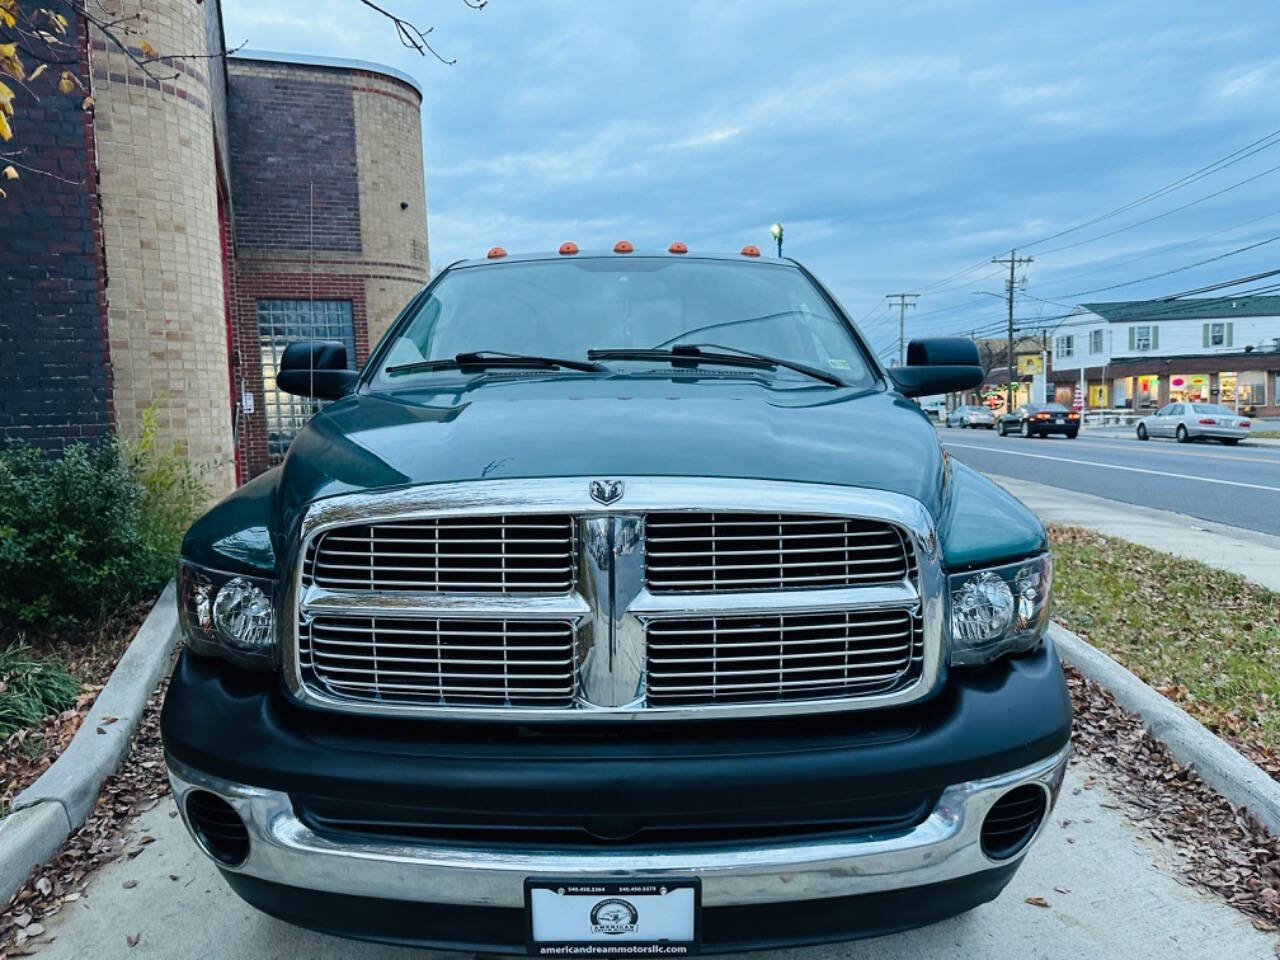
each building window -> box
[256,299,356,462]
[1132,325,1156,351]
[1089,329,1104,354]
[1210,323,1225,347]
[1055,335,1074,358]
[1240,370,1267,407]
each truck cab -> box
[162,246,1070,955]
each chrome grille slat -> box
[646,609,925,707]
[303,514,575,594]
[645,512,913,593]
[299,615,576,708]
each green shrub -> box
[0,643,80,738]
[0,412,208,636]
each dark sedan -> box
[997,402,1080,438]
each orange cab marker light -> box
[741,245,761,257]
[614,240,634,254]
[559,242,579,255]
[669,242,688,254]
[486,246,507,259]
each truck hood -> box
[276,375,946,524]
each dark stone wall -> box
[226,67,361,252]
[0,15,111,448]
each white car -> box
[1136,402,1252,445]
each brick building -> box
[1,0,429,496]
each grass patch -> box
[1048,525,1280,753]
[1248,430,1280,439]
[0,643,79,739]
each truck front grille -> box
[298,615,576,708]
[645,513,913,592]
[288,480,943,721]
[303,514,575,593]
[646,609,924,706]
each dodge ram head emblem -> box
[589,479,624,505]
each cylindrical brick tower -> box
[90,0,237,496]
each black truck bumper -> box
[161,640,1071,955]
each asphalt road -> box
[33,760,1277,960]
[939,426,1280,534]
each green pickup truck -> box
[162,246,1070,955]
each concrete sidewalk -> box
[994,475,1280,591]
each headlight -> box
[178,561,277,668]
[949,553,1051,666]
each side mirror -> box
[276,340,360,400]
[887,337,984,398]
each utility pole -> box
[992,251,1033,413]
[886,293,919,365]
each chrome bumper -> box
[167,743,1069,909]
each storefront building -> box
[1052,355,1279,416]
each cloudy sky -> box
[222,0,1280,361]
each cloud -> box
[221,0,1280,357]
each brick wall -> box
[227,64,361,253]
[0,14,112,448]
[227,57,428,480]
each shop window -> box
[256,300,356,462]
[1089,329,1104,353]
[1240,371,1267,406]
[1055,335,1074,358]
[1169,374,1210,403]
[1136,374,1159,407]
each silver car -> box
[1136,402,1253,445]
[944,404,996,429]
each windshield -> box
[371,257,874,387]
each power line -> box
[1037,159,1280,257]
[1047,234,1280,299]
[1019,127,1280,251]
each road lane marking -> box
[941,431,1280,467]
[941,441,1280,493]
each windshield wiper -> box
[386,350,607,375]
[587,343,843,386]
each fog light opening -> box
[980,784,1048,861]
[186,790,250,867]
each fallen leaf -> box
[126,932,140,948]
[1024,896,1050,908]
[122,879,136,889]
[2,163,17,180]
[1053,885,1071,894]
[101,717,118,725]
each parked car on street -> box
[1136,402,1252,444]
[945,404,996,429]
[997,403,1079,438]
[162,246,1070,956]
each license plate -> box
[1054,416,1065,423]
[526,879,700,955]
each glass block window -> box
[257,300,356,462]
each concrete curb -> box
[1051,622,1280,837]
[0,581,179,904]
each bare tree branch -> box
[357,0,485,66]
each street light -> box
[769,222,783,257]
